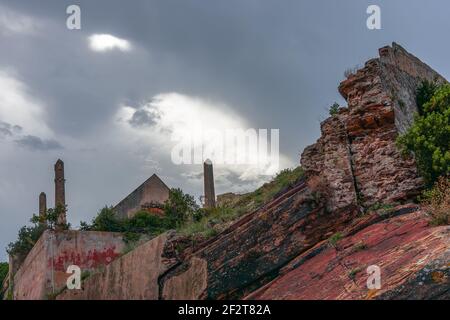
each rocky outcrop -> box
[245,206,449,300]
[301,43,446,210]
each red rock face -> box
[301,43,446,210]
[245,207,449,300]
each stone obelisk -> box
[54,159,67,227]
[203,159,216,209]
[39,192,47,227]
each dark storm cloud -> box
[14,135,63,151]
[1,0,450,261]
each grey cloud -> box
[0,124,12,137]
[14,135,63,151]
[181,171,203,180]
[0,121,22,138]
[128,108,159,128]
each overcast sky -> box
[1,0,449,262]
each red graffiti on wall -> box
[47,246,120,272]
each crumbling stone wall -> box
[13,230,124,300]
[57,232,179,300]
[301,43,446,209]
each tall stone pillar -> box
[203,159,216,209]
[54,159,66,227]
[39,192,47,227]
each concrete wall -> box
[114,174,170,219]
[57,232,178,300]
[13,230,124,300]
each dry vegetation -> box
[422,176,450,226]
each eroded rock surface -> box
[301,43,445,210]
[245,207,449,300]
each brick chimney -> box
[54,159,66,228]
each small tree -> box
[329,102,340,116]
[30,205,68,230]
[80,206,123,232]
[6,224,46,259]
[79,207,174,244]
[164,188,200,227]
[0,262,8,300]
[397,84,450,185]
[7,205,70,260]
[416,80,439,115]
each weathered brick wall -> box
[13,230,124,300]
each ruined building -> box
[113,174,170,219]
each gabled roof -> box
[114,173,170,209]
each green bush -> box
[329,102,340,116]
[416,80,439,115]
[80,206,123,232]
[397,83,450,185]
[178,206,237,238]
[124,211,173,235]
[163,188,200,227]
[6,224,46,259]
[328,232,343,246]
[80,207,172,243]
[5,205,68,260]
[0,262,8,299]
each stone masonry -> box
[54,159,66,227]
[39,192,47,226]
[203,159,216,208]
